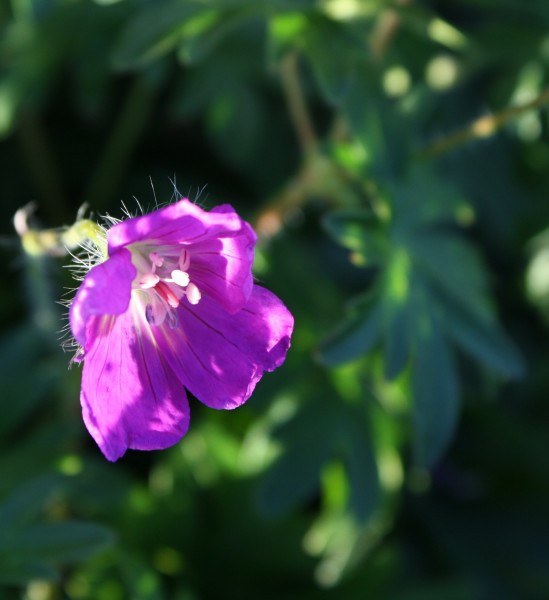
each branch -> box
[418,87,549,160]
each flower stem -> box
[417,87,549,160]
[280,50,318,157]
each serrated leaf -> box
[412,316,460,467]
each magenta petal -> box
[69,249,136,349]
[107,198,246,251]
[188,222,256,313]
[80,309,190,461]
[153,286,294,410]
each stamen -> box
[186,283,201,305]
[139,273,160,289]
[179,249,190,272]
[149,252,164,270]
[170,269,190,287]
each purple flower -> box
[69,199,293,461]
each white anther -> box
[185,283,201,305]
[139,273,160,289]
[170,269,190,287]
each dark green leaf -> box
[412,315,460,467]
[341,407,380,523]
[257,398,339,516]
[383,303,411,380]
[111,1,205,71]
[408,230,490,319]
[439,287,525,379]
[0,475,63,532]
[304,17,364,105]
[318,300,382,366]
[0,325,60,437]
[0,560,57,586]
[0,521,114,563]
[322,207,385,260]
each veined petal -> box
[69,248,136,349]
[153,286,294,410]
[80,306,189,461]
[188,223,256,313]
[107,198,246,251]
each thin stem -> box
[418,87,549,160]
[280,50,318,157]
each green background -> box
[1,0,549,598]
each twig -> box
[280,50,318,156]
[418,87,549,160]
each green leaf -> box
[383,302,411,381]
[0,560,57,586]
[340,407,380,523]
[304,17,364,105]
[257,398,339,516]
[408,230,491,319]
[178,10,243,65]
[412,315,460,467]
[0,521,114,563]
[322,208,385,260]
[111,1,205,70]
[390,175,472,233]
[438,286,525,379]
[0,475,63,532]
[0,325,60,437]
[318,299,382,366]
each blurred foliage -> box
[2,0,549,598]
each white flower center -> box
[131,245,201,327]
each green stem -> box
[280,50,318,157]
[417,87,549,160]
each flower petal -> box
[108,199,257,313]
[188,223,255,313]
[153,286,294,410]
[80,306,190,461]
[107,198,246,250]
[69,248,136,349]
